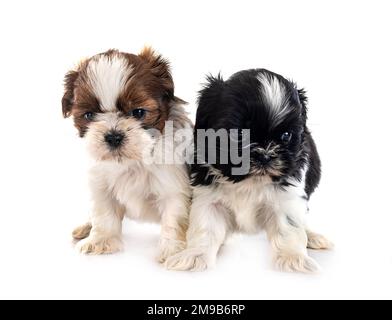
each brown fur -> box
[62,48,182,136]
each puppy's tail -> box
[72,222,92,240]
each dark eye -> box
[84,112,94,121]
[280,132,292,143]
[130,108,147,120]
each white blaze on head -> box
[87,55,131,112]
[257,73,290,126]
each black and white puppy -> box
[166,69,332,273]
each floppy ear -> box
[195,73,226,128]
[197,73,226,108]
[62,70,79,118]
[296,87,308,119]
[297,87,308,107]
[138,46,174,99]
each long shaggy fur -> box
[63,48,192,262]
[166,69,332,273]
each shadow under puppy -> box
[62,48,192,263]
[166,69,333,273]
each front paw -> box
[165,249,209,271]
[274,253,320,273]
[157,239,186,263]
[72,222,92,240]
[76,236,122,255]
[306,231,334,250]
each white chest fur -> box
[89,160,189,223]
[219,177,276,232]
[203,174,308,233]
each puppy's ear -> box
[62,70,79,118]
[297,88,308,107]
[196,74,226,127]
[139,46,174,99]
[296,87,308,119]
[198,73,226,106]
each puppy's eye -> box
[130,108,147,120]
[280,132,292,143]
[84,112,94,121]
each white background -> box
[0,0,391,299]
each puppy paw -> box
[274,254,320,273]
[165,249,209,271]
[72,223,92,240]
[307,231,334,250]
[76,236,122,255]
[156,239,186,263]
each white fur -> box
[257,73,290,126]
[287,164,308,198]
[77,103,192,263]
[166,171,323,273]
[87,55,131,112]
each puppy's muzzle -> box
[257,152,271,165]
[104,130,124,149]
[253,148,274,165]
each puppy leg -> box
[76,187,125,255]
[306,229,334,250]
[72,222,92,240]
[156,197,189,263]
[166,198,229,271]
[265,197,319,273]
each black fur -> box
[191,69,321,198]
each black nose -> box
[258,153,271,165]
[104,131,124,148]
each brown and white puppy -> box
[62,48,192,263]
